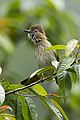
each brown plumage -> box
[24,24,59,68]
[30,24,45,35]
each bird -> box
[24,24,59,69]
[21,24,59,85]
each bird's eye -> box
[35,30,38,33]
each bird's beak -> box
[24,29,31,33]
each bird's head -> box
[24,24,47,44]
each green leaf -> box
[30,66,54,78]
[29,88,63,120]
[0,84,5,105]
[32,84,47,96]
[18,96,29,120]
[20,75,41,86]
[51,99,69,120]
[46,45,66,50]
[65,39,78,57]
[21,66,55,86]
[67,67,77,83]
[0,113,15,120]
[25,97,38,120]
[2,81,21,91]
[57,57,75,74]
[57,71,72,101]
[14,98,22,120]
[3,81,28,93]
[43,97,63,120]
[0,116,4,120]
[73,64,80,82]
[2,81,10,91]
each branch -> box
[15,92,62,98]
[5,75,52,96]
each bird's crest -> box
[30,24,45,35]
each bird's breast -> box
[35,45,56,68]
[35,45,44,67]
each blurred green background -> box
[0,0,80,120]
